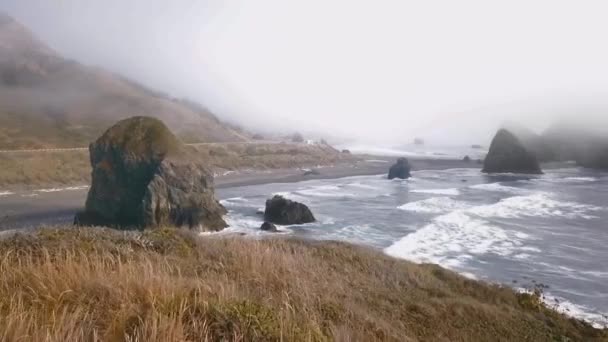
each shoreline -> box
[0,156,579,230]
[215,156,481,188]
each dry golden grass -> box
[0,143,356,189]
[0,151,90,188]
[190,143,354,171]
[0,227,604,341]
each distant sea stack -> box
[74,116,227,231]
[388,157,411,179]
[482,129,542,174]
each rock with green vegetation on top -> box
[74,116,227,231]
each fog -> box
[3,0,608,145]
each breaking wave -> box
[410,188,460,196]
[398,197,469,214]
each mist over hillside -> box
[2,1,608,147]
[0,12,248,149]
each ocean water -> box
[337,143,488,160]
[217,167,608,327]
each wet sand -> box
[0,157,481,229]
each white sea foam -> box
[35,185,89,193]
[535,175,598,184]
[221,214,292,236]
[272,191,308,202]
[469,182,530,194]
[0,191,14,197]
[565,177,597,182]
[220,197,250,206]
[516,289,608,328]
[297,185,356,198]
[386,192,598,269]
[469,193,602,220]
[411,188,460,196]
[321,224,387,246]
[346,182,378,190]
[385,211,528,267]
[398,197,469,214]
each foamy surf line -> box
[35,185,89,193]
[398,197,469,214]
[0,191,14,197]
[468,193,602,220]
[411,188,460,196]
[515,288,608,329]
[469,182,531,194]
[387,192,601,266]
[386,190,606,327]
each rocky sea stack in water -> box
[74,116,227,231]
[388,157,411,179]
[264,195,315,225]
[483,129,542,174]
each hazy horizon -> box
[2,1,608,146]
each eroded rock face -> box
[482,129,542,174]
[388,158,411,179]
[74,116,227,231]
[264,195,315,225]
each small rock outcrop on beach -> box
[74,116,227,231]
[482,129,542,174]
[260,221,278,232]
[264,195,316,225]
[388,157,411,179]
[463,155,471,162]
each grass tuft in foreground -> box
[0,227,605,341]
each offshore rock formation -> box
[388,157,412,179]
[482,129,542,174]
[264,195,315,225]
[74,116,227,231]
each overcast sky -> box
[2,0,608,145]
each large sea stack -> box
[74,116,227,231]
[482,129,542,174]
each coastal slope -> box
[0,12,247,149]
[0,227,604,341]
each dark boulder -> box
[264,195,315,225]
[482,129,542,174]
[341,149,351,154]
[74,116,227,231]
[388,157,411,179]
[463,155,471,162]
[260,221,278,232]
